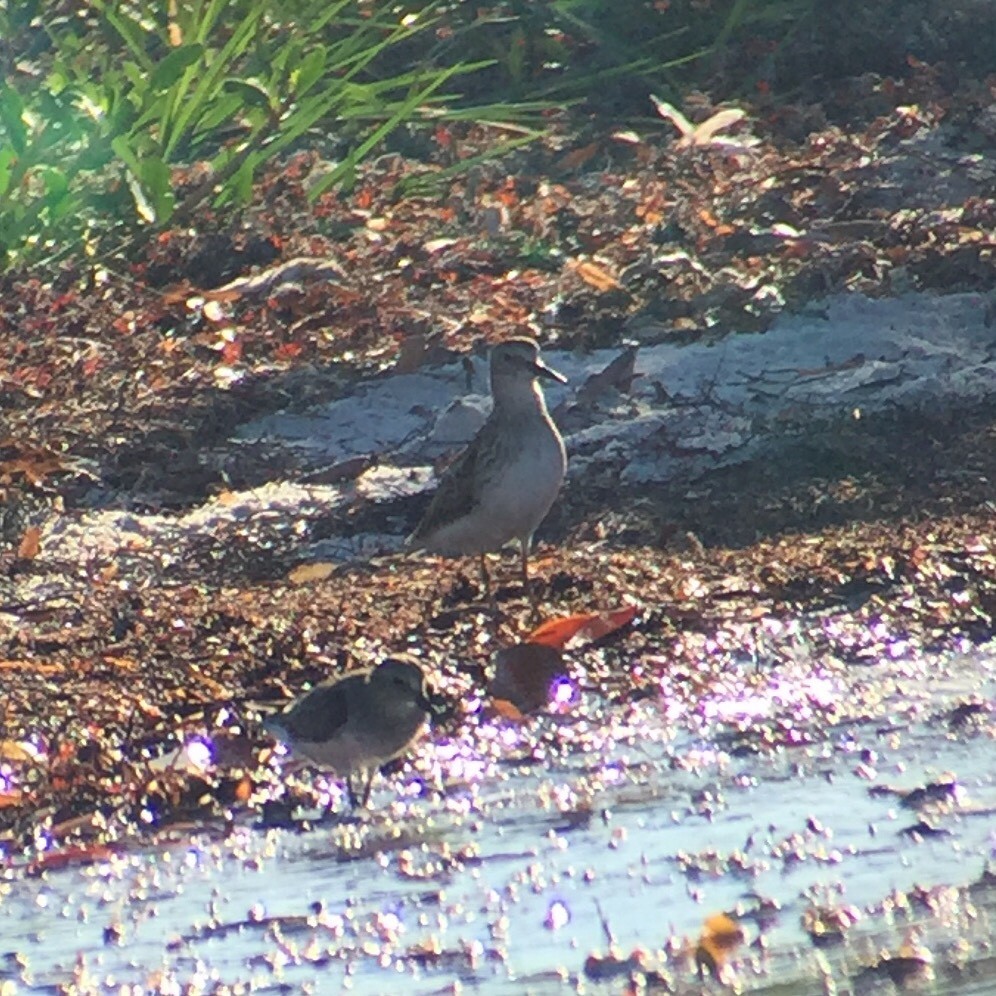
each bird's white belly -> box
[482,446,561,529]
[429,427,565,554]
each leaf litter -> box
[1,77,996,991]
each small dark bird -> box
[263,656,431,808]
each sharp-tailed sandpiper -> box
[408,337,567,609]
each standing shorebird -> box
[407,337,567,609]
[262,656,432,808]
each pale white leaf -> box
[650,94,693,136]
[690,108,747,145]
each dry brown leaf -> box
[160,282,197,305]
[25,843,118,876]
[305,455,374,485]
[1,452,65,486]
[490,643,567,714]
[695,912,746,979]
[423,237,458,254]
[16,526,41,559]
[0,659,65,675]
[0,740,41,764]
[527,606,638,649]
[556,142,600,172]
[100,655,139,671]
[394,333,427,374]
[570,258,623,293]
[97,562,119,584]
[288,561,335,585]
[48,810,105,840]
[574,346,639,405]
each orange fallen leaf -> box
[569,258,623,293]
[0,659,65,675]
[233,774,253,803]
[695,912,745,980]
[0,791,26,809]
[698,208,722,228]
[97,561,119,583]
[490,698,526,722]
[274,341,303,360]
[0,740,43,764]
[17,526,41,559]
[100,655,139,671]
[527,605,638,649]
[288,562,335,585]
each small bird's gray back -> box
[262,656,431,804]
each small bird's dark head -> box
[375,656,431,711]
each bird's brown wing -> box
[408,426,494,545]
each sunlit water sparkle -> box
[0,644,994,993]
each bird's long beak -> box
[528,358,568,384]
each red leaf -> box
[526,606,638,649]
[274,341,303,360]
[25,844,118,876]
[221,338,243,364]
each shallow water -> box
[2,645,994,993]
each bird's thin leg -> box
[520,536,539,619]
[357,771,375,809]
[346,774,363,809]
[346,769,375,809]
[479,553,497,612]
